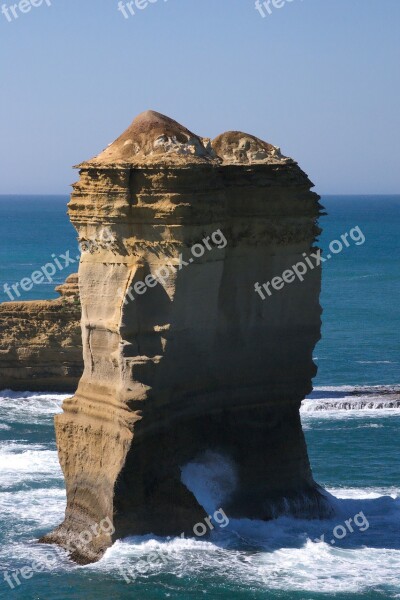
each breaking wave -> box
[1,390,400,597]
[302,385,400,413]
[0,390,67,426]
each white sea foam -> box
[1,391,400,595]
[255,541,400,594]
[327,486,400,500]
[0,390,69,401]
[0,539,72,574]
[0,442,62,489]
[302,385,400,417]
[181,451,238,514]
[1,442,399,596]
[0,487,65,524]
[0,487,66,546]
[302,396,400,413]
[9,532,398,596]
[0,390,67,426]
[356,360,397,364]
[85,485,400,595]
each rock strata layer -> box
[41,111,331,564]
[0,274,82,391]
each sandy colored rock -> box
[82,110,218,167]
[212,130,286,164]
[0,274,82,392]
[41,111,331,565]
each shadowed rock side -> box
[41,111,332,564]
[0,274,82,391]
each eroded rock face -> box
[41,111,331,564]
[0,274,82,392]
[212,130,284,164]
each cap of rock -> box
[81,110,218,168]
[212,131,289,165]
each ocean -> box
[0,195,399,599]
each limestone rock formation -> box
[41,111,331,564]
[0,274,82,391]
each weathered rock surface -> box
[41,111,331,564]
[0,274,82,391]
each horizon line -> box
[0,193,399,198]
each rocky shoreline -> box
[0,274,82,392]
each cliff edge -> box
[0,274,82,392]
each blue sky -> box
[0,0,399,194]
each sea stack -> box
[41,111,331,564]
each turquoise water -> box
[0,195,399,599]
[1,391,399,599]
[1,194,399,385]
[0,196,78,303]
[316,196,400,386]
